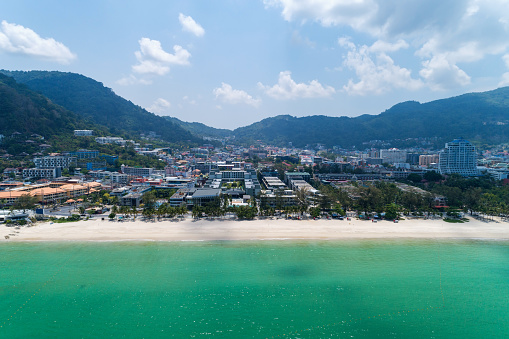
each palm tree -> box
[131,205,138,220]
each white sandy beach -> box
[1,215,508,242]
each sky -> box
[1,0,509,130]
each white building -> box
[439,138,478,177]
[74,130,93,136]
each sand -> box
[1,215,508,242]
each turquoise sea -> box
[1,240,508,338]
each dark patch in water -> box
[277,265,312,278]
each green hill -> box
[233,88,509,147]
[1,70,202,146]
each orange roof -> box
[0,191,31,199]
[60,184,87,191]
[30,188,66,196]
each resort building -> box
[439,138,479,176]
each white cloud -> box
[259,71,335,99]
[419,55,471,90]
[132,38,191,75]
[341,44,423,95]
[0,20,76,64]
[213,83,261,107]
[267,0,509,90]
[148,98,171,114]
[368,39,408,53]
[179,13,205,37]
[263,0,376,31]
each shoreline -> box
[2,215,508,242]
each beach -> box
[1,215,508,241]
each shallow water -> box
[1,240,508,338]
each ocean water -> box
[0,240,508,338]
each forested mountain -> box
[233,87,509,147]
[1,70,201,146]
[0,73,106,140]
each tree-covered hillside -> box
[0,73,113,143]
[1,70,202,146]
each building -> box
[95,136,124,144]
[262,177,286,191]
[65,149,99,160]
[205,169,261,196]
[438,138,478,176]
[284,172,311,184]
[23,167,62,179]
[120,164,153,177]
[419,154,439,167]
[34,156,76,169]
[259,190,298,208]
[380,149,407,164]
[74,130,93,136]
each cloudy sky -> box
[2,1,509,129]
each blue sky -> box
[2,0,509,129]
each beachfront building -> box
[259,190,298,209]
[439,138,479,176]
[205,169,261,196]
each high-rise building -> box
[439,138,478,176]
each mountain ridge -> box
[3,69,509,148]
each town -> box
[1,129,508,225]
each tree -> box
[309,207,321,218]
[407,173,423,183]
[423,171,443,182]
[108,212,116,220]
[13,194,38,213]
[384,203,399,220]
